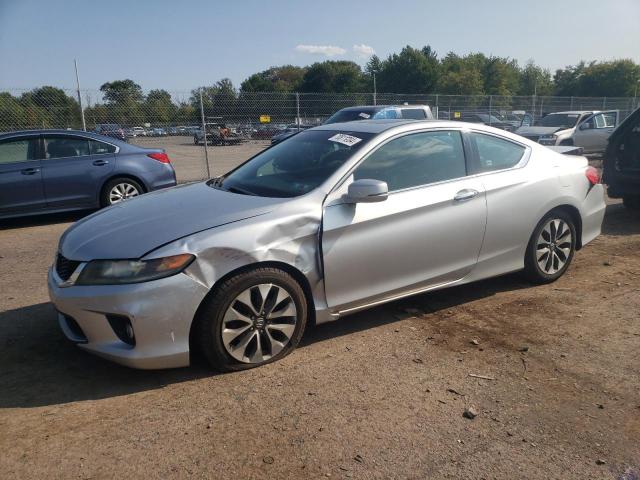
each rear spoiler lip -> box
[546,145,584,156]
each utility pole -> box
[199,88,211,179]
[373,73,377,106]
[74,59,86,131]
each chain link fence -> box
[1,88,639,183]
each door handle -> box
[92,160,109,166]
[454,189,479,202]
[21,168,40,175]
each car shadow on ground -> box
[0,210,91,230]
[0,274,531,410]
[601,202,640,236]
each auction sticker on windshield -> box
[328,133,363,147]
[358,112,371,119]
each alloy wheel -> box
[109,182,140,204]
[536,219,572,274]
[221,283,297,363]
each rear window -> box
[401,108,427,120]
[89,140,116,154]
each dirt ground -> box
[0,195,639,479]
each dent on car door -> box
[41,135,115,207]
[0,136,46,214]
[321,130,487,313]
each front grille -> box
[523,135,540,142]
[55,253,80,281]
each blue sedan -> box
[0,129,177,219]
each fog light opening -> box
[106,314,136,347]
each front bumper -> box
[48,268,209,369]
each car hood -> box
[516,126,571,136]
[59,182,287,261]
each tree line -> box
[1,44,639,130]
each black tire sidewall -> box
[524,210,577,283]
[197,268,308,372]
[100,178,144,208]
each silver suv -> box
[516,110,619,154]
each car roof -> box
[546,111,596,115]
[0,129,132,148]
[337,104,428,112]
[313,119,469,134]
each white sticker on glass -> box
[328,133,363,147]
[358,112,371,119]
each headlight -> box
[75,254,194,285]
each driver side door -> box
[321,129,487,313]
[574,111,618,153]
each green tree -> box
[519,61,554,95]
[240,65,306,92]
[191,79,237,119]
[437,53,485,95]
[144,89,177,124]
[376,46,439,94]
[19,86,80,128]
[579,60,640,96]
[299,61,366,93]
[99,79,144,104]
[481,56,521,96]
[553,62,588,96]
[0,92,27,130]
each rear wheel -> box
[523,211,576,284]
[100,178,143,207]
[195,268,308,372]
[193,135,199,145]
[623,195,640,210]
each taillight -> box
[147,152,170,164]
[585,166,600,185]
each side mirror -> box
[346,179,389,203]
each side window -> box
[602,113,616,128]
[594,114,606,129]
[0,138,37,164]
[44,136,90,159]
[353,131,467,191]
[89,140,116,154]
[471,133,525,173]
[401,108,426,120]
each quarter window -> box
[44,136,90,159]
[471,133,525,173]
[89,140,116,154]
[353,131,467,191]
[0,138,37,164]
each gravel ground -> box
[0,195,639,479]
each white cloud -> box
[295,44,346,57]
[353,44,376,58]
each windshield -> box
[536,113,582,128]
[215,130,374,198]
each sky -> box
[1,0,639,93]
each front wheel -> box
[522,211,576,284]
[195,268,308,372]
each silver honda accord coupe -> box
[48,119,606,370]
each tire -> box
[100,177,144,208]
[622,196,640,210]
[193,135,199,145]
[522,210,577,284]
[195,267,308,372]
